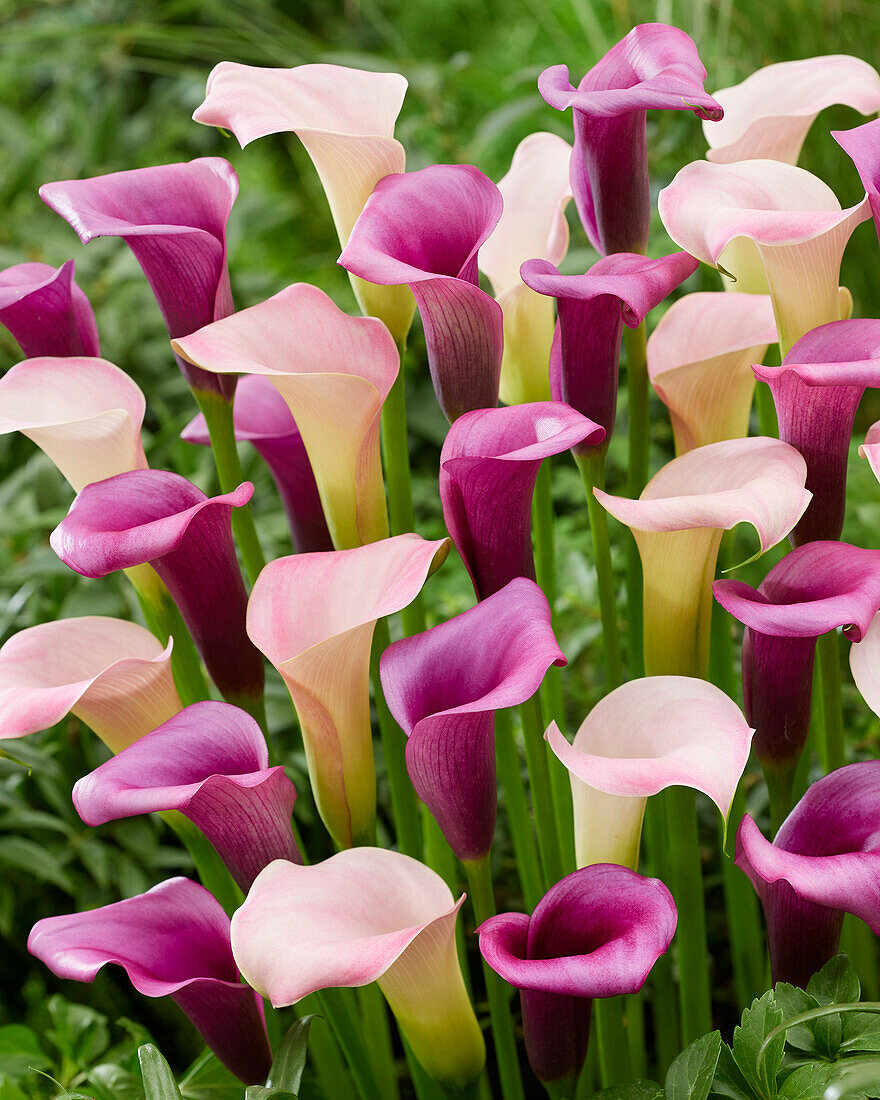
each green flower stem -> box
[519,693,564,889]
[754,382,779,438]
[357,983,400,1100]
[495,708,544,910]
[843,914,880,1000]
[577,452,623,693]
[817,629,845,773]
[371,616,422,858]
[402,1035,485,1100]
[297,993,357,1100]
[624,993,646,1078]
[625,322,649,682]
[159,810,242,916]
[421,805,471,994]
[193,387,266,586]
[316,987,386,1100]
[464,856,526,1100]
[593,997,631,1087]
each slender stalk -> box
[371,616,422,858]
[464,856,526,1100]
[624,992,646,1079]
[625,323,649,683]
[754,382,779,438]
[816,629,845,773]
[193,388,266,585]
[357,984,399,1100]
[593,997,631,1087]
[640,797,680,1075]
[159,810,242,916]
[495,708,544,910]
[316,987,386,1100]
[519,694,564,889]
[297,993,357,1100]
[842,914,880,1000]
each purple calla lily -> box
[182,375,331,553]
[73,701,300,891]
[834,118,880,244]
[28,877,271,1083]
[439,402,604,600]
[538,23,722,255]
[754,318,880,545]
[736,761,880,987]
[380,578,566,862]
[0,260,99,358]
[478,864,676,1088]
[339,164,504,422]
[50,470,263,710]
[40,159,238,399]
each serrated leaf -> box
[593,1081,665,1099]
[776,1063,830,1099]
[0,1025,51,1080]
[807,956,860,1007]
[179,1050,241,1100]
[841,1012,880,1054]
[733,992,785,1100]
[711,1043,759,1100]
[265,1016,315,1096]
[666,1031,722,1100]
[773,985,821,1054]
[138,1045,181,1100]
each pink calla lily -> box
[0,260,99,358]
[834,118,880,246]
[849,605,880,718]
[860,419,880,484]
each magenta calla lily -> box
[538,23,722,255]
[755,319,880,545]
[439,402,604,600]
[715,541,880,815]
[737,762,880,987]
[521,251,697,458]
[0,616,180,753]
[380,578,566,861]
[247,534,449,849]
[646,291,777,453]
[40,159,239,398]
[478,864,676,1087]
[73,701,300,891]
[834,118,880,246]
[339,164,504,422]
[29,877,271,1083]
[546,677,752,869]
[704,55,880,165]
[0,356,147,492]
[232,849,485,1086]
[50,470,263,709]
[182,374,331,553]
[0,260,99,358]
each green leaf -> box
[841,1012,880,1054]
[772,986,821,1054]
[45,997,110,1068]
[86,1062,144,1100]
[0,1025,51,1081]
[265,1016,315,1096]
[245,1088,298,1100]
[711,1043,760,1100]
[732,992,785,1100]
[666,1032,723,1100]
[179,1050,241,1100]
[0,836,74,893]
[776,1063,831,1100]
[806,956,860,1056]
[824,1055,880,1099]
[138,1045,182,1100]
[593,1081,665,1099]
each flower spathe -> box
[0,356,147,492]
[834,118,880,247]
[439,402,604,600]
[704,55,880,165]
[339,164,504,422]
[736,761,880,987]
[40,159,239,398]
[646,291,777,454]
[380,578,566,861]
[0,260,99,358]
[477,864,676,1086]
[658,158,870,355]
[73,701,300,892]
[247,534,449,850]
[29,877,271,1083]
[480,132,572,406]
[231,849,485,1086]
[0,616,180,753]
[193,62,413,340]
[546,676,753,870]
[174,283,396,550]
[50,470,263,709]
[538,22,722,255]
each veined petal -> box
[175,283,397,549]
[834,119,880,245]
[705,55,880,164]
[0,616,180,753]
[0,260,99,358]
[0,356,147,491]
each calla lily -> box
[658,159,870,355]
[834,118,880,245]
[860,418,880,484]
[0,616,180,753]
[850,606,880,717]
[704,55,880,165]
[173,283,396,550]
[0,356,147,492]
[40,159,239,399]
[339,164,504,422]
[0,260,99,358]
[182,374,331,553]
[380,578,566,861]
[646,291,777,454]
[538,23,722,256]
[247,534,449,850]
[29,877,271,1083]
[715,541,880,821]
[546,676,753,870]
[439,402,604,600]
[232,849,485,1086]
[736,761,880,987]
[193,62,413,341]
[479,132,572,406]
[594,437,811,677]
[754,318,880,545]
[477,864,676,1088]
[50,471,263,710]
[73,701,299,891]
[521,251,697,460]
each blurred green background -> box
[2,0,880,1095]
